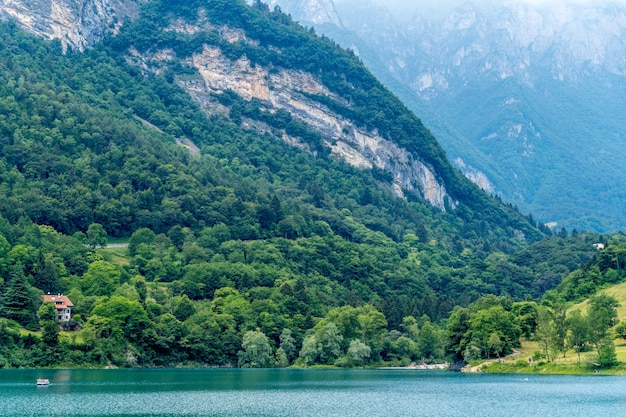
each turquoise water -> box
[0,369,624,416]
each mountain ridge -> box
[273,0,626,232]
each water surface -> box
[0,369,624,416]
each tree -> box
[614,319,626,340]
[347,339,371,366]
[319,322,343,364]
[211,287,252,330]
[394,336,418,361]
[588,294,619,350]
[37,301,57,322]
[552,302,568,358]
[0,234,12,277]
[566,309,589,363]
[167,225,186,250]
[153,313,187,363]
[597,336,618,368]
[275,347,289,368]
[445,307,471,360]
[86,223,107,249]
[357,305,388,345]
[33,250,60,293]
[172,295,196,321]
[279,328,297,363]
[184,310,239,365]
[401,316,420,341]
[80,260,122,296]
[535,306,558,362]
[299,335,320,365]
[238,330,274,368]
[128,228,156,257]
[467,306,521,358]
[41,319,60,347]
[487,333,503,359]
[418,318,442,359]
[87,295,155,365]
[3,264,38,327]
[512,301,538,339]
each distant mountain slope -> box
[273,0,626,233]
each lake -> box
[1,368,624,416]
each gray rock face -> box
[400,2,626,94]
[129,30,453,210]
[0,0,146,51]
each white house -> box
[42,294,74,321]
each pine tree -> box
[34,250,60,293]
[3,263,37,327]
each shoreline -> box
[379,362,449,370]
[466,359,626,375]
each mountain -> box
[0,0,544,235]
[0,0,554,368]
[272,0,626,233]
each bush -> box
[532,351,546,361]
[333,355,352,368]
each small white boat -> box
[36,378,50,386]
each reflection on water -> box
[1,369,625,416]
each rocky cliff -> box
[0,0,146,51]
[127,17,452,209]
[0,0,458,211]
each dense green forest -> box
[0,0,621,369]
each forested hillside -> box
[0,0,605,369]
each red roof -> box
[42,294,74,309]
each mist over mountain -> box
[272,0,626,233]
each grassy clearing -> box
[572,281,626,319]
[615,339,626,362]
[486,360,626,375]
[477,337,626,374]
[60,331,85,345]
[18,328,40,337]
[599,281,626,320]
[96,246,130,266]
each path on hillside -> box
[463,349,521,373]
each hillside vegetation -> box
[0,1,614,369]
[463,235,626,373]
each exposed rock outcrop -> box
[134,37,453,209]
[0,0,146,51]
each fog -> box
[333,0,626,19]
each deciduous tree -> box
[86,223,107,249]
[238,329,273,368]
